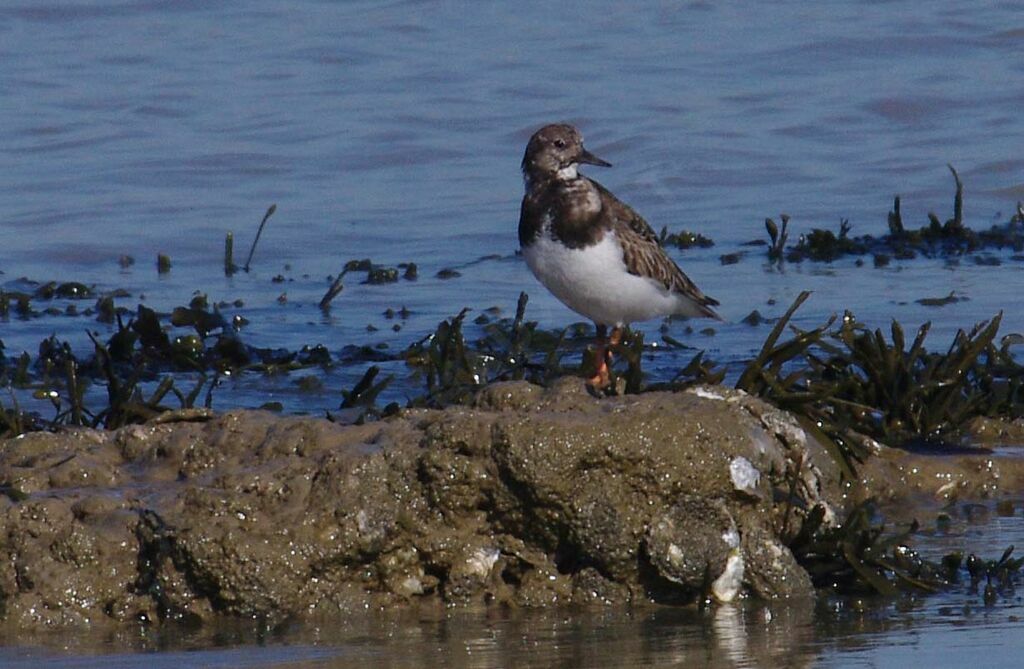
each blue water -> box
[3,3,1024,659]
[5,1,1024,413]
[0,2,1020,390]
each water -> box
[4,1,1024,412]
[3,0,1024,662]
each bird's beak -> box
[578,147,612,168]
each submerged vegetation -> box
[4,172,1024,480]
[5,165,1024,437]
[792,500,1024,597]
[764,166,1024,264]
[397,286,1024,473]
[0,289,333,432]
[733,291,1021,461]
[4,277,1021,465]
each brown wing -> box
[590,180,660,243]
[592,181,722,319]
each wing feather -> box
[591,180,721,319]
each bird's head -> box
[521,123,611,186]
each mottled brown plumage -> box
[518,123,721,388]
[592,180,719,315]
[519,124,720,321]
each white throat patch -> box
[555,163,579,181]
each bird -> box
[518,123,721,388]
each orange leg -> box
[586,324,609,388]
[587,324,623,389]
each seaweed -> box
[647,350,725,392]
[171,297,230,338]
[719,252,743,265]
[915,291,966,307]
[887,196,904,236]
[761,166,1024,265]
[11,279,1020,451]
[366,266,399,284]
[406,294,576,405]
[325,259,421,287]
[0,290,342,435]
[406,307,481,406]
[34,282,94,300]
[157,254,172,274]
[765,214,790,263]
[790,500,1023,597]
[0,390,41,437]
[660,226,715,249]
[89,329,212,428]
[478,292,571,385]
[339,365,392,408]
[787,219,866,262]
[224,231,237,276]
[319,272,346,310]
[6,203,1024,462]
[732,291,1020,469]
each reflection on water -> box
[2,501,1024,668]
[0,604,818,669]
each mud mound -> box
[0,380,841,626]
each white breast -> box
[522,218,690,326]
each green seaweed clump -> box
[660,227,715,249]
[366,267,399,284]
[405,292,614,405]
[331,365,396,423]
[766,166,1024,264]
[765,215,790,263]
[790,500,1023,596]
[735,292,1024,467]
[787,220,867,262]
[0,291,343,434]
[34,281,94,300]
[405,307,482,406]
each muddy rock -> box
[965,415,1024,446]
[858,440,1024,506]
[645,497,737,597]
[0,381,842,626]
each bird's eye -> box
[554,139,566,149]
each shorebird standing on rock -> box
[518,123,721,389]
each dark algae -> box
[242,204,277,272]
[791,501,1023,597]
[772,166,1024,264]
[660,226,715,249]
[3,275,1024,457]
[732,292,1018,464]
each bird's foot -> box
[586,360,612,389]
[584,324,619,391]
